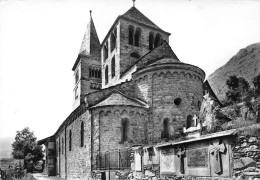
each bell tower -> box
[72,11,101,110]
[100,5,171,88]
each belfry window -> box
[69,130,72,151]
[186,115,193,129]
[75,70,79,85]
[103,43,108,60]
[80,122,84,147]
[154,33,162,48]
[110,32,116,52]
[149,32,154,50]
[111,56,115,78]
[128,26,134,45]
[105,65,108,84]
[134,28,141,47]
[121,118,129,142]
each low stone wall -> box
[233,129,260,180]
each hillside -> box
[207,43,260,102]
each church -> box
[38,3,240,180]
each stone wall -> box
[91,106,148,169]
[233,126,260,180]
[55,110,92,180]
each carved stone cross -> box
[209,138,226,174]
[177,146,186,174]
[193,114,199,127]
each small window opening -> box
[69,130,72,151]
[80,122,84,147]
[121,118,128,142]
[149,32,154,50]
[154,33,162,48]
[134,28,141,47]
[105,66,108,84]
[186,115,193,129]
[198,101,201,110]
[110,32,116,52]
[128,26,134,45]
[174,98,182,106]
[111,56,115,78]
[162,118,169,139]
[103,43,108,60]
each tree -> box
[225,75,250,104]
[253,74,260,96]
[12,127,44,171]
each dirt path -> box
[32,173,65,180]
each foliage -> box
[225,75,250,105]
[253,73,260,96]
[12,127,44,166]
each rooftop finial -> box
[90,10,92,16]
[133,0,136,7]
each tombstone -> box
[176,146,185,174]
[209,138,226,174]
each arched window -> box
[69,130,72,151]
[162,118,169,138]
[105,65,108,84]
[128,26,134,45]
[121,118,129,142]
[80,122,84,147]
[154,33,162,48]
[103,43,108,60]
[62,137,64,155]
[134,28,141,47]
[149,32,154,50]
[110,32,116,52]
[186,115,193,129]
[111,56,115,78]
[198,101,201,110]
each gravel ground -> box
[32,173,65,180]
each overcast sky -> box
[0,0,260,158]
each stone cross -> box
[193,114,199,127]
[177,146,186,174]
[209,138,226,174]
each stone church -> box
[38,3,250,180]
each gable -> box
[90,91,149,109]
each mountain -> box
[207,43,260,102]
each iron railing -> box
[96,149,131,170]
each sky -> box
[0,0,260,158]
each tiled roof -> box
[90,90,149,109]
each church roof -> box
[72,12,101,71]
[89,90,149,109]
[121,7,160,31]
[101,6,170,46]
[121,40,180,76]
